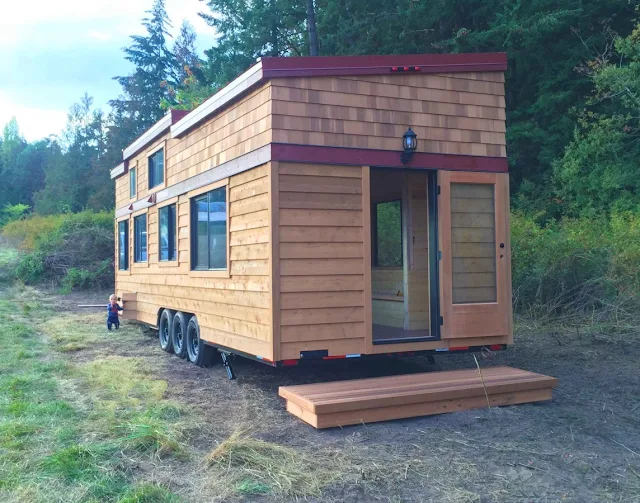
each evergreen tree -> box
[111,0,177,133]
[199,0,307,87]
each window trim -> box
[116,218,130,274]
[129,163,137,200]
[372,198,403,268]
[132,210,149,268]
[146,141,166,194]
[187,179,230,279]
[158,198,179,267]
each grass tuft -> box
[206,430,341,498]
[116,483,183,503]
[119,417,185,458]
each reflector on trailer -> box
[489,344,504,351]
[323,355,347,360]
[282,359,298,366]
[449,346,470,351]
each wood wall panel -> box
[278,162,366,356]
[115,163,274,359]
[270,71,506,158]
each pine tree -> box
[199,0,307,87]
[111,0,177,133]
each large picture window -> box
[129,166,136,198]
[118,221,128,270]
[134,214,148,263]
[148,148,164,189]
[373,200,403,267]
[159,204,177,261]
[192,187,227,270]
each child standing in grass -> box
[107,294,123,330]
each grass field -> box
[1,243,639,502]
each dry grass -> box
[205,430,344,498]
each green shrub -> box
[0,203,30,228]
[2,211,114,291]
[511,211,640,316]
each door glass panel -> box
[451,183,496,303]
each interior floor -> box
[372,324,431,345]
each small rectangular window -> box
[373,200,403,267]
[191,187,227,270]
[159,204,177,261]
[118,221,129,270]
[134,214,148,263]
[129,167,136,198]
[148,148,164,189]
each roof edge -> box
[110,160,128,180]
[122,109,188,161]
[170,60,264,138]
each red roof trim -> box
[271,143,508,172]
[261,53,507,78]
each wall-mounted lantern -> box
[401,127,418,165]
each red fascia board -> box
[261,52,507,78]
[271,143,508,172]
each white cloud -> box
[0,91,67,142]
[0,0,218,141]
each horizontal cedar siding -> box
[278,162,366,359]
[116,163,273,358]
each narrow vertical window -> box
[148,148,164,189]
[129,167,136,198]
[134,214,148,263]
[159,204,177,261]
[191,186,227,270]
[373,200,403,267]
[118,220,128,270]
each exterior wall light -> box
[401,127,418,165]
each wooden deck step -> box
[279,366,558,429]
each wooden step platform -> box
[279,366,558,429]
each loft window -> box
[159,204,177,261]
[118,221,129,270]
[373,200,403,267]
[134,214,148,263]
[191,187,227,270]
[148,148,164,189]
[129,166,136,198]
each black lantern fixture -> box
[401,127,418,165]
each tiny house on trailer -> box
[111,53,512,378]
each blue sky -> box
[0,0,218,141]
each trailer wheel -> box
[171,311,189,359]
[158,309,174,353]
[186,316,214,367]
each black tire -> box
[171,311,189,359]
[186,316,215,367]
[158,309,174,353]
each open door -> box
[438,171,511,340]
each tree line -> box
[0,0,638,220]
